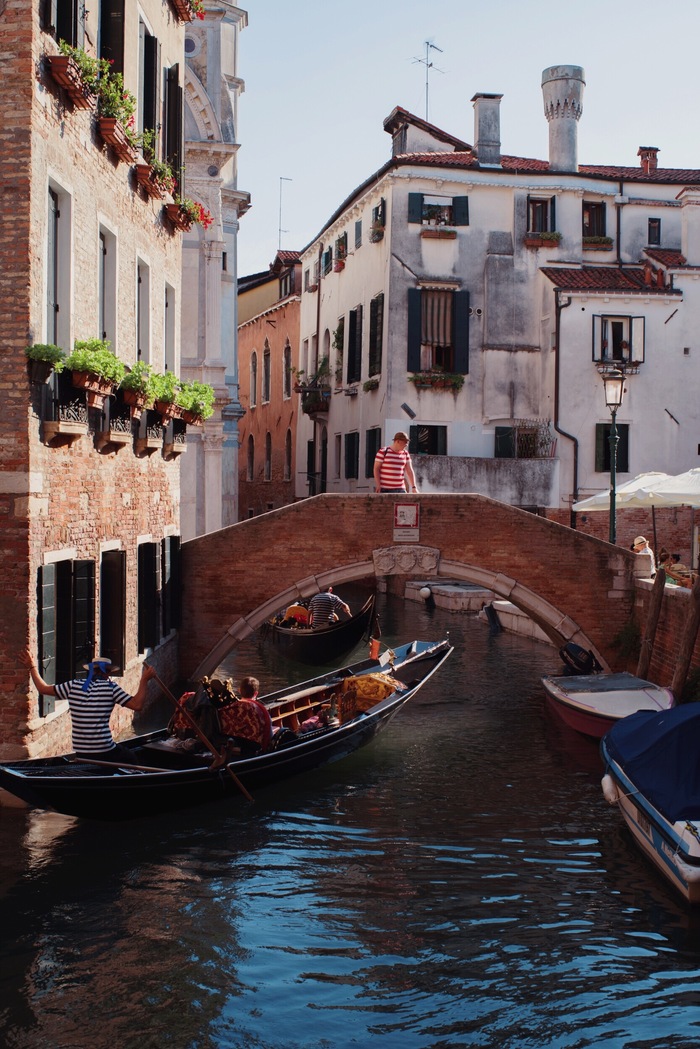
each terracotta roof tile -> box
[644,248,687,267]
[541,266,681,294]
[396,152,700,184]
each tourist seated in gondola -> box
[308,586,351,629]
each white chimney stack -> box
[472,93,503,168]
[541,65,585,172]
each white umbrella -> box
[572,472,672,512]
[635,468,700,509]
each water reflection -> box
[3,594,700,1047]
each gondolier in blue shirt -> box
[308,587,351,630]
[22,650,155,763]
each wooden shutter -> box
[47,189,59,345]
[99,0,125,74]
[165,65,183,189]
[100,549,126,673]
[631,317,645,363]
[347,306,362,384]
[549,197,556,233]
[38,564,57,685]
[138,542,158,652]
[408,193,423,224]
[495,426,516,459]
[345,433,359,479]
[453,290,470,374]
[369,293,383,375]
[143,33,159,137]
[453,196,469,226]
[72,560,95,678]
[365,428,381,477]
[41,0,58,33]
[407,288,422,372]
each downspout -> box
[553,289,578,527]
[615,178,623,266]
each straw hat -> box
[82,656,112,670]
[633,536,648,548]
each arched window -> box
[283,341,292,399]
[250,351,257,407]
[247,434,254,480]
[284,428,292,481]
[264,432,271,481]
[262,339,271,402]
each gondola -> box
[0,638,453,821]
[262,593,377,665]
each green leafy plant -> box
[408,370,465,391]
[526,230,561,243]
[150,370,180,404]
[25,343,66,370]
[140,129,177,194]
[176,380,216,420]
[363,378,380,392]
[119,361,156,398]
[96,70,137,143]
[58,41,107,94]
[64,339,126,384]
[173,195,213,229]
[583,235,613,247]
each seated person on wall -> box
[308,586,351,629]
[632,535,656,576]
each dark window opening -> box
[582,201,606,237]
[648,218,661,246]
[409,425,447,455]
[344,432,360,479]
[595,422,629,473]
[100,549,126,674]
[527,196,556,233]
[365,427,382,477]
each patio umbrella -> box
[635,468,700,509]
[572,471,672,554]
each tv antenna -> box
[412,40,444,121]
[278,176,292,250]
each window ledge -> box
[421,228,457,240]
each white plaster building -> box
[180,2,249,539]
[296,65,700,520]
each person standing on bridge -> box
[373,432,419,494]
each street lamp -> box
[602,368,626,544]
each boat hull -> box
[0,639,452,821]
[265,594,376,665]
[542,672,674,740]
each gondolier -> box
[21,650,155,763]
[309,587,351,629]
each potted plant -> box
[408,370,465,391]
[369,221,385,243]
[164,195,213,232]
[151,370,182,421]
[363,378,380,392]
[176,380,216,425]
[523,230,561,248]
[119,362,156,419]
[47,42,102,109]
[136,129,177,199]
[169,0,206,22]
[96,70,138,162]
[64,338,126,408]
[25,343,66,385]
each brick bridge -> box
[180,494,652,681]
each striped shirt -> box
[374,445,410,490]
[309,591,346,628]
[55,677,132,754]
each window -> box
[527,196,556,234]
[365,427,382,477]
[250,351,257,407]
[355,220,362,249]
[368,293,384,376]
[408,193,469,226]
[247,435,254,480]
[99,0,124,73]
[280,269,292,298]
[283,342,292,398]
[304,269,310,291]
[284,429,292,481]
[409,425,447,455]
[322,247,332,276]
[582,201,606,237]
[347,306,362,384]
[372,198,386,229]
[161,536,181,638]
[136,260,151,362]
[592,315,645,365]
[47,182,72,348]
[595,423,629,473]
[265,432,272,481]
[100,549,126,674]
[164,283,176,373]
[98,226,117,345]
[43,0,85,46]
[333,434,342,479]
[38,559,95,699]
[407,288,470,373]
[138,19,159,138]
[138,541,161,653]
[164,64,183,190]
[648,218,661,246]
[333,317,344,386]
[344,432,360,479]
[262,340,271,402]
[335,232,348,261]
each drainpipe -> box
[615,179,624,266]
[553,289,578,527]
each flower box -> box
[154,399,184,423]
[333,259,345,272]
[169,0,196,21]
[369,227,385,243]
[420,228,457,240]
[135,163,167,200]
[523,233,561,248]
[163,203,193,232]
[97,117,137,163]
[306,283,319,293]
[71,370,117,410]
[46,54,97,110]
[121,387,152,421]
[583,237,613,251]
[180,409,204,427]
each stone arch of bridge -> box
[188,545,606,680]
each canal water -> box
[2,592,700,1049]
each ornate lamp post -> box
[602,368,626,544]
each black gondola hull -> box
[264,594,376,665]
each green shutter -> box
[453,290,470,374]
[100,550,126,673]
[453,196,469,226]
[408,193,423,223]
[38,564,56,686]
[407,288,422,372]
[72,560,95,677]
[495,426,516,459]
[550,197,556,232]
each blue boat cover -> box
[603,704,700,822]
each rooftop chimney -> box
[541,65,585,172]
[471,93,503,168]
[638,146,659,174]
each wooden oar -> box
[147,666,254,803]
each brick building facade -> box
[0,1,190,759]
